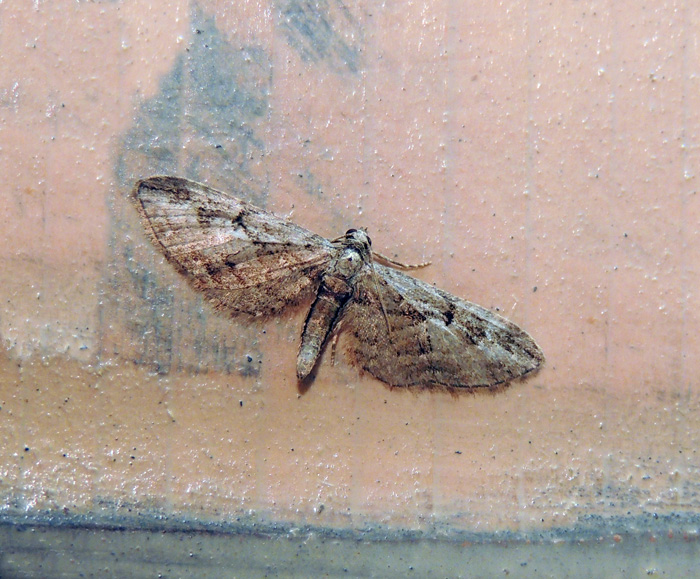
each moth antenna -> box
[374,252,431,270]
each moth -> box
[132,176,544,390]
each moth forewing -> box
[341,265,543,389]
[132,176,335,318]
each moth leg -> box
[328,319,345,366]
[374,252,431,271]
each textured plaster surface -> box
[1,0,699,542]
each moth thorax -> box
[335,248,364,279]
[323,275,353,295]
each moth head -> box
[344,228,372,247]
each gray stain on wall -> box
[277,0,362,73]
[106,2,364,375]
[107,5,271,376]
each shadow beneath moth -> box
[132,176,544,391]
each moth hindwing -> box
[132,176,544,390]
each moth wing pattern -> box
[132,176,335,317]
[341,264,544,389]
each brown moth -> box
[132,176,544,390]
